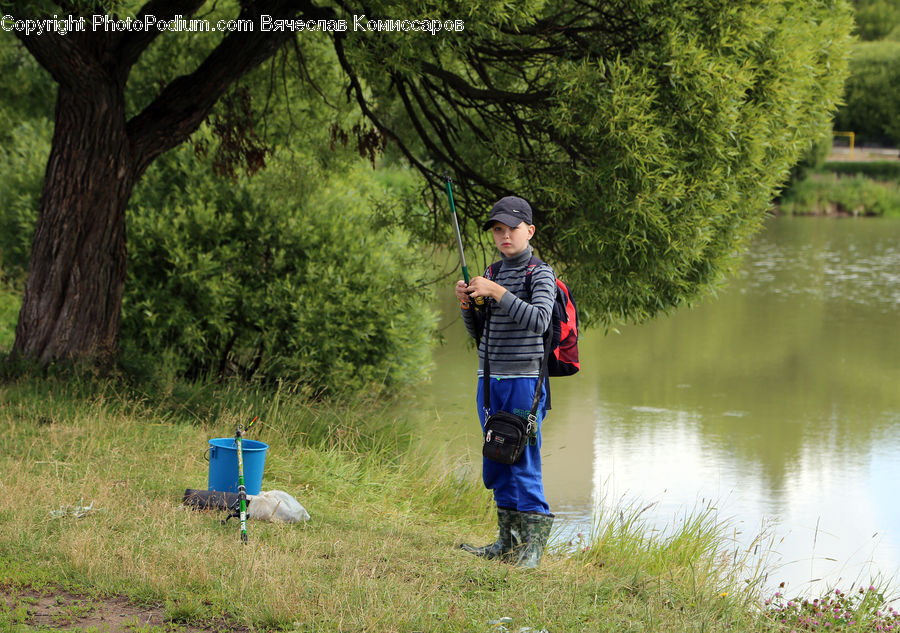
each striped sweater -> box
[462,246,556,376]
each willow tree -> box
[5,0,852,365]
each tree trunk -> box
[12,83,135,364]
[9,1,320,366]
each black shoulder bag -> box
[481,303,552,465]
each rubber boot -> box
[459,507,521,560]
[515,512,554,569]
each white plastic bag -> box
[247,490,311,523]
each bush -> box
[122,135,437,396]
[782,132,834,194]
[822,161,900,180]
[832,42,900,146]
[778,172,900,217]
[0,279,20,352]
[853,0,900,41]
[0,116,51,281]
[0,37,55,281]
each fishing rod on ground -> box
[235,415,258,544]
[444,176,484,309]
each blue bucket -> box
[207,438,269,495]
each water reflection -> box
[422,217,900,596]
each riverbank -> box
[0,372,779,632]
[4,218,900,631]
[776,145,900,217]
[776,163,900,219]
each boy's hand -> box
[455,280,471,306]
[466,276,507,302]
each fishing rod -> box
[236,415,258,544]
[445,177,484,307]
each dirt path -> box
[1,587,251,633]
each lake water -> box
[418,216,900,598]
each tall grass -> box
[0,372,784,632]
[779,173,900,217]
[568,494,774,629]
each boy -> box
[454,195,556,569]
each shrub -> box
[0,116,51,280]
[853,0,900,41]
[778,173,900,217]
[783,132,834,194]
[832,42,900,146]
[0,37,55,281]
[822,161,900,180]
[122,136,437,396]
[0,279,20,352]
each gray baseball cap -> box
[482,196,533,230]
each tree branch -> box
[127,0,333,174]
[116,0,208,72]
[14,27,110,90]
[419,62,550,104]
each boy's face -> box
[490,221,535,257]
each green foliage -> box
[1,29,437,394]
[351,0,854,326]
[0,281,20,352]
[0,117,49,280]
[852,0,900,41]
[0,36,54,280]
[0,36,54,127]
[120,31,438,395]
[3,0,855,367]
[783,132,834,194]
[778,172,900,217]
[546,0,853,323]
[0,0,124,15]
[122,136,437,395]
[823,160,900,180]
[833,41,900,146]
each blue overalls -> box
[477,375,550,514]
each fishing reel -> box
[464,295,486,310]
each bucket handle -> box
[205,445,215,462]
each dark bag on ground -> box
[183,488,243,514]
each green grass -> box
[2,275,899,631]
[0,371,783,633]
[779,172,900,217]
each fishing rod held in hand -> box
[444,177,484,307]
[235,415,258,544]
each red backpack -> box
[486,256,580,377]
